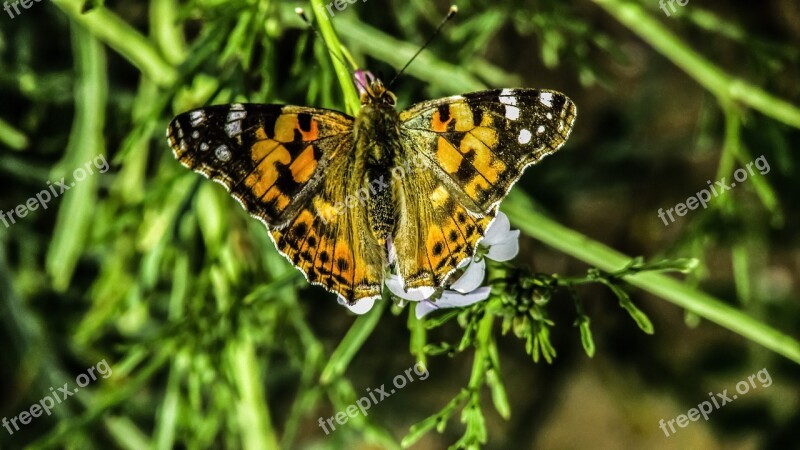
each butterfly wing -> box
[394,89,576,288]
[167,104,386,302]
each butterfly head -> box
[354,70,397,108]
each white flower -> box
[385,274,436,301]
[336,295,377,315]
[339,212,518,316]
[414,287,491,319]
[385,275,492,319]
[449,211,520,294]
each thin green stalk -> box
[150,0,188,66]
[468,309,494,391]
[0,117,29,150]
[52,0,177,87]
[229,334,280,450]
[503,191,800,365]
[45,23,107,291]
[592,0,800,129]
[320,299,386,384]
[309,0,361,114]
[408,307,427,366]
[338,15,487,94]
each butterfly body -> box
[352,95,402,244]
[167,78,576,305]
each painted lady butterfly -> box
[167,72,576,307]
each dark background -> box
[1,0,799,448]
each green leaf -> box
[577,316,596,358]
[485,369,510,419]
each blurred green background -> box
[1,0,799,449]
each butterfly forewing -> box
[167,104,386,301]
[167,104,353,227]
[399,89,576,213]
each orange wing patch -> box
[393,169,494,289]
[400,89,576,213]
[290,145,318,183]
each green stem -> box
[320,299,386,384]
[592,0,800,129]
[0,117,29,150]
[408,307,428,366]
[309,0,360,114]
[503,191,800,365]
[150,0,187,66]
[468,307,494,390]
[338,15,487,93]
[45,22,107,292]
[229,333,280,450]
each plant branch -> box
[592,0,800,129]
[503,191,800,365]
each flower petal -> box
[449,259,486,293]
[385,274,435,301]
[337,296,376,315]
[353,70,375,97]
[481,212,511,246]
[437,287,492,308]
[415,300,439,319]
[486,230,520,261]
[387,237,396,265]
[416,287,492,318]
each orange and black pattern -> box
[167,82,576,305]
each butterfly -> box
[166,71,576,307]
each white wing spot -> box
[200,142,210,151]
[539,92,554,107]
[228,110,247,121]
[215,144,232,161]
[191,130,200,139]
[500,90,518,120]
[225,121,242,138]
[504,105,520,120]
[499,94,517,106]
[537,125,546,134]
[546,112,553,119]
[189,110,206,127]
[518,128,532,144]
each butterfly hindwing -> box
[391,160,494,288]
[399,89,576,213]
[270,147,387,302]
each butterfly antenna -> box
[295,8,369,94]
[388,5,458,88]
